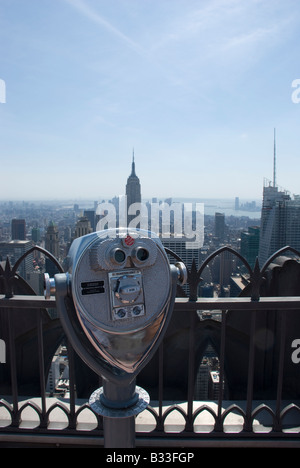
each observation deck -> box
[1,244,300,448]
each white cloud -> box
[63,0,144,55]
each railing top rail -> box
[0,294,56,308]
[1,294,300,311]
[175,296,300,310]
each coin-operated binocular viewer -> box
[44,228,186,447]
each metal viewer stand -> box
[44,228,186,448]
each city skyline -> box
[0,0,300,201]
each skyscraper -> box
[214,212,225,240]
[258,184,300,265]
[74,216,92,238]
[258,130,300,265]
[0,240,34,280]
[45,221,60,277]
[126,153,141,226]
[83,210,96,231]
[241,226,260,268]
[11,219,26,240]
[162,236,202,296]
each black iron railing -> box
[0,245,300,447]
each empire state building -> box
[126,154,141,226]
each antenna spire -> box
[273,128,276,188]
[131,149,136,176]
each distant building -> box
[162,236,202,295]
[74,216,92,238]
[230,274,249,297]
[241,226,260,268]
[31,227,41,243]
[258,183,300,265]
[194,344,221,400]
[45,222,60,277]
[214,212,225,240]
[126,154,141,226]
[83,210,96,231]
[210,250,234,287]
[195,359,209,400]
[208,371,221,400]
[26,270,44,295]
[45,222,59,258]
[11,219,26,240]
[46,346,69,395]
[0,240,34,279]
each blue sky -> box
[0,0,299,201]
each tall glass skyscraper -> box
[258,183,300,266]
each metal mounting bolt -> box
[175,262,188,285]
[44,273,56,299]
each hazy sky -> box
[0,0,300,201]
